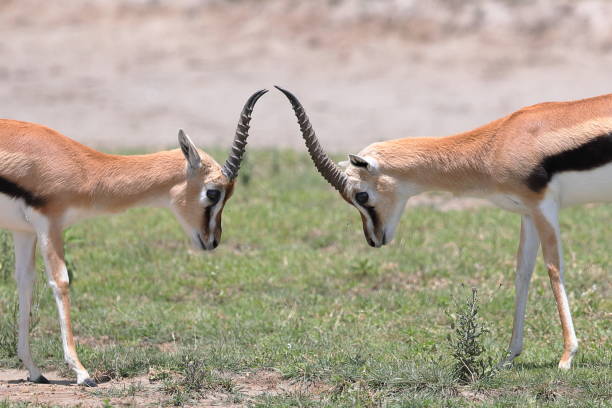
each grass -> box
[0,149,610,407]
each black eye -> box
[355,192,369,205]
[206,189,221,204]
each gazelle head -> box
[276,86,413,248]
[171,89,267,251]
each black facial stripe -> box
[526,132,612,192]
[366,206,378,231]
[0,176,45,208]
[196,233,206,249]
[203,205,212,229]
[357,202,378,231]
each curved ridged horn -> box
[221,89,269,180]
[275,86,348,194]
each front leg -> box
[532,199,578,370]
[36,220,96,386]
[503,215,540,366]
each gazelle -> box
[0,89,267,386]
[277,86,612,370]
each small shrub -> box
[349,258,377,278]
[181,357,209,393]
[447,288,497,384]
[162,353,235,406]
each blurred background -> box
[2,0,612,152]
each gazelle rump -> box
[278,86,612,370]
[0,89,267,386]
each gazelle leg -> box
[37,222,96,386]
[503,215,540,366]
[13,231,47,383]
[532,199,578,370]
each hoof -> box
[29,375,50,384]
[558,360,572,370]
[80,378,98,387]
[497,358,515,370]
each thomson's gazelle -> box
[278,86,612,370]
[0,89,267,386]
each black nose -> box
[366,237,375,247]
[212,239,219,249]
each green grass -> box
[0,150,610,407]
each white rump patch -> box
[0,194,34,232]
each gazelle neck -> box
[371,123,499,195]
[87,149,187,212]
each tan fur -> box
[0,119,236,384]
[337,93,612,370]
[361,94,612,196]
[531,209,577,368]
[0,120,226,216]
[43,222,88,375]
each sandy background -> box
[1,2,611,405]
[2,0,612,154]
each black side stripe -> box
[0,176,46,207]
[526,132,612,192]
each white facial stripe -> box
[353,199,378,244]
[200,185,225,244]
[351,180,413,246]
[208,192,224,229]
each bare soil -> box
[0,368,322,407]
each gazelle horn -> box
[275,86,348,194]
[221,89,269,180]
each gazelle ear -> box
[178,129,202,171]
[348,154,377,172]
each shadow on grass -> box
[513,357,610,371]
[512,361,558,370]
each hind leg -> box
[533,199,578,369]
[13,231,47,383]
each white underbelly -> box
[0,194,34,232]
[62,206,105,226]
[486,193,530,214]
[556,163,612,207]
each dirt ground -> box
[0,368,323,407]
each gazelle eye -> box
[206,189,221,204]
[355,192,369,205]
